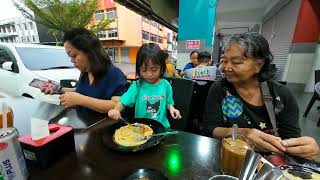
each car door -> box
[0,46,19,96]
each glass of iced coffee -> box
[221,134,253,177]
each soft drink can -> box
[0,128,28,180]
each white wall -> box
[285,53,315,85]
[176,53,190,70]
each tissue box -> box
[18,124,75,169]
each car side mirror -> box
[2,62,13,71]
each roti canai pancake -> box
[114,124,153,147]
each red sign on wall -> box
[104,0,115,9]
[186,40,200,49]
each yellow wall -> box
[116,4,142,47]
[93,0,171,64]
[129,47,139,63]
[142,21,168,50]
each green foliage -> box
[13,0,113,33]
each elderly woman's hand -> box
[59,92,83,108]
[282,136,319,160]
[246,128,286,153]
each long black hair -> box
[135,43,166,79]
[228,32,276,81]
[63,28,111,83]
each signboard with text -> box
[186,40,200,49]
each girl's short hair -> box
[63,28,111,83]
[228,32,276,82]
[135,43,166,78]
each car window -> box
[15,47,74,71]
[0,48,13,69]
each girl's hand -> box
[59,92,82,108]
[108,109,121,120]
[169,106,182,119]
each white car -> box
[0,43,80,104]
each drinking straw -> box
[232,124,238,140]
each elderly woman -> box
[203,32,319,160]
[41,28,127,113]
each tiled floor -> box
[288,84,320,160]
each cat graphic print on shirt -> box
[146,100,160,119]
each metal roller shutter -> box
[262,0,301,80]
[261,18,274,44]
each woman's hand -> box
[246,129,286,153]
[169,106,182,119]
[59,92,82,108]
[108,109,121,120]
[282,136,319,160]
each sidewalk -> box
[113,63,136,76]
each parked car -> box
[0,43,80,104]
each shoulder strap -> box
[261,81,279,137]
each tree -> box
[13,0,113,33]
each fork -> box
[135,131,179,141]
[119,117,142,128]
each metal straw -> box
[232,124,238,140]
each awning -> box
[114,0,178,32]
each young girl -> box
[108,43,181,128]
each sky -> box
[0,0,23,21]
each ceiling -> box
[216,0,280,24]
[115,0,281,33]
[114,0,179,32]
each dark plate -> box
[102,118,166,152]
[280,164,320,179]
[123,168,168,180]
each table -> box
[1,97,221,180]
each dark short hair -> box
[198,51,211,63]
[190,50,198,57]
[136,43,166,78]
[159,50,169,62]
[63,28,111,83]
[228,32,276,81]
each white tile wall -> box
[286,53,315,85]
[177,53,190,70]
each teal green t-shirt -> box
[120,79,174,128]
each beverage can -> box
[0,128,28,180]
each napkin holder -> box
[18,124,75,169]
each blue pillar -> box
[177,0,217,69]
[178,0,216,48]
